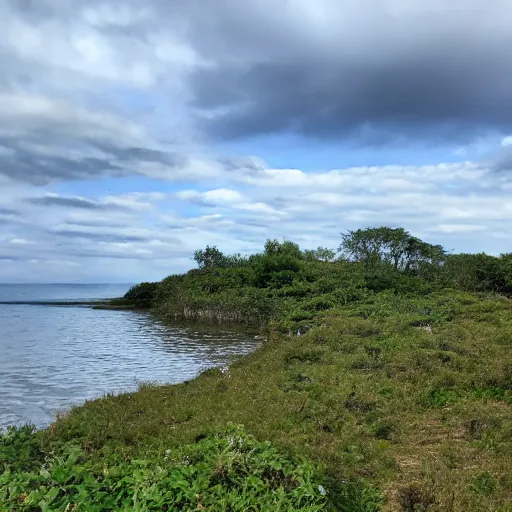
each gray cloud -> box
[0,137,127,186]
[64,249,188,261]
[6,0,511,188]
[0,136,194,185]
[91,142,189,167]
[490,145,512,174]
[217,155,266,173]
[29,196,109,209]
[0,207,19,216]
[3,0,511,175]
[51,229,149,243]
[103,0,505,144]
[66,219,130,229]
[2,0,512,283]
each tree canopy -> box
[338,226,445,272]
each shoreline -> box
[0,300,107,306]
[0,299,146,311]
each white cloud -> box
[1,156,511,282]
[203,188,245,203]
[9,238,33,245]
[0,93,145,142]
[176,188,244,204]
[428,224,487,234]
[82,4,153,28]
[501,136,512,147]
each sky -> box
[1,0,512,283]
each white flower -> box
[318,484,327,496]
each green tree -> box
[193,246,227,269]
[339,226,445,272]
[441,253,511,292]
[303,246,336,262]
[264,239,303,259]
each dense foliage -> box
[126,227,512,327]
[1,425,338,511]
[339,227,445,271]
[123,281,160,307]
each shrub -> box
[0,425,332,511]
[0,425,44,473]
[124,282,160,305]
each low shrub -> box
[124,282,160,306]
[1,425,331,511]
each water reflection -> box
[0,305,260,429]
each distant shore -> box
[0,299,142,310]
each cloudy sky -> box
[1,0,511,283]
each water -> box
[0,284,260,429]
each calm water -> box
[0,284,260,429]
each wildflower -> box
[318,484,327,496]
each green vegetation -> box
[2,226,512,511]
[1,425,335,511]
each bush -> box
[0,425,44,473]
[0,425,331,511]
[124,282,160,305]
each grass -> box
[3,289,510,510]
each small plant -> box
[397,483,436,511]
[424,388,459,408]
[470,471,498,496]
[371,420,397,441]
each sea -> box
[0,284,260,429]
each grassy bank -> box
[2,228,512,510]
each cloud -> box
[0,255,19,261]
[427,224,487,234]
[27,193,166,212]
[2,1,511,188]
[0,158,511,282]
[51,229,150,243]
[0,207,19,216]
[9,238,33,245]
[489,143,512,175]
[176,188,245,206]
[1,0,512,281]
[29,194,110,209]
[177,0,512,143]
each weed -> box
[397,484,436,511]
[470,471,498,496]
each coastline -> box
[0,299,148,311]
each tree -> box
[441,253,512,293]
[193,246,227,269]
[303,247,336,262]
[339,227,445,272]
[264,239,303,259]
[194,246,249,270]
